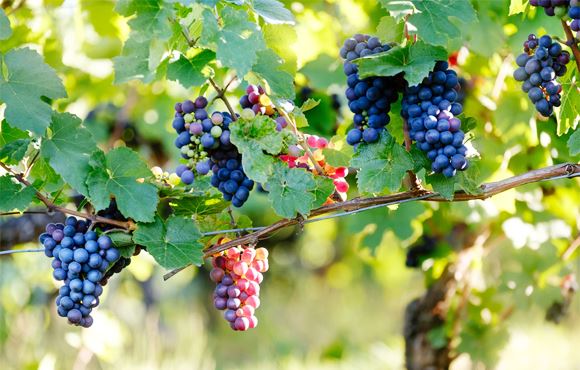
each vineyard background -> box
[0,0,579,369]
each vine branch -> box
[561,20,580,72]
[0,162,131,229]
[209,76,238,121]
[201,162,579,257]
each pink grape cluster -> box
[209,243,269,331]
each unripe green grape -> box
[180,146,189,154]
[241,108,255,120]
[210,126,223,138]
[555,6,567,18]
[184,113,194,123]
[187,150,195,157]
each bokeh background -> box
[1,0,579,369]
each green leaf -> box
[249,49,295,99]
[376,16,404,44]
[0,175,36,212]
[251,0,295,25]
[408,0,477,47]
[378,0,416,21]
[41,112,98,197]
[87,147,159,222]
[113,36,154,83]
[312,176,335,209]
[355,41,447,86]
[265,162,317,218]
[568,129,580,156]
[0,9,12,40]
[299,54,344,90]
[229,116,289,183]
[0,139,29,164]
[169,193,230,216]
[115,0,173,43]
[133,215,204,269]
[426,174,455,200]
[322,136,354,167]
[350,132,414,194]
[166,50,215,88]
[555,68,579,135]
[0,120,30,165]
[206,7,266,77]
[0,48,67,134]
[509,0,528,15]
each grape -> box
[513,33,571,117]
[341,34,405,146]
[209,243,269,331]
[401,61,469,178]
[43,219,122,327]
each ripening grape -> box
[239,85,276,116]
[529,0,571,17]
[42,216,121,327]
[209,241,269,331]
[401,61,469,178]
[513,34,570,117]
[171,98,255,207]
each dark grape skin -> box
[43,217,122,328]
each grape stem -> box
[561,20,580,72]
[0,161,132,230]
[209,76,238,121]
[163,162,580,280]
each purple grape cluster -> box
[172,101,254,207]
[401,61,469,178]
[530,0,571,17]
[40,217,120,327]
[514,34,571,116]
[340,34,404,146]
[569,3,580,37]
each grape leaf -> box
[426,174,455,200]
[80,0,122,38]
[354,41,447,86]
[169,193,229,216]
[0,120,29,165]
[107,231,136,258]
[265,162,317,218]
[405,0,476,47]
[248,49,295,99]
[0,175,36,212]
[350,132,414,194]
[376,16,404,44]
[378,0,416,21]
[41,112,98,197]
[0,9,12,40]
[312,176,335,209]
[508,0,527,15]
[299,54,344,90]
[251,0,295,25]
[0,48,67,134]
[166,50,215,88]
[229,116,289,183]
[555,68,579,135]
[322,136,354,167]
[113,36,155,83]
[115,0,173,43]
[201,7,266,77]
[568,129,580,156]
[133,215,204,269]
[87,147,159,222]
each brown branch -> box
[0,162,131,229]
[561,20,580,72]
[201,163,579,257]
[209,77,238,121]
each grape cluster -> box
[530,0,571,16]
[209,243,269,331]
[405,236,438,268]
[340,34,403,146]
[401,61,469,178]
[239,85,276,116]
[514,34,570,116]
[172,99,254,207]
[40,217,120,327]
